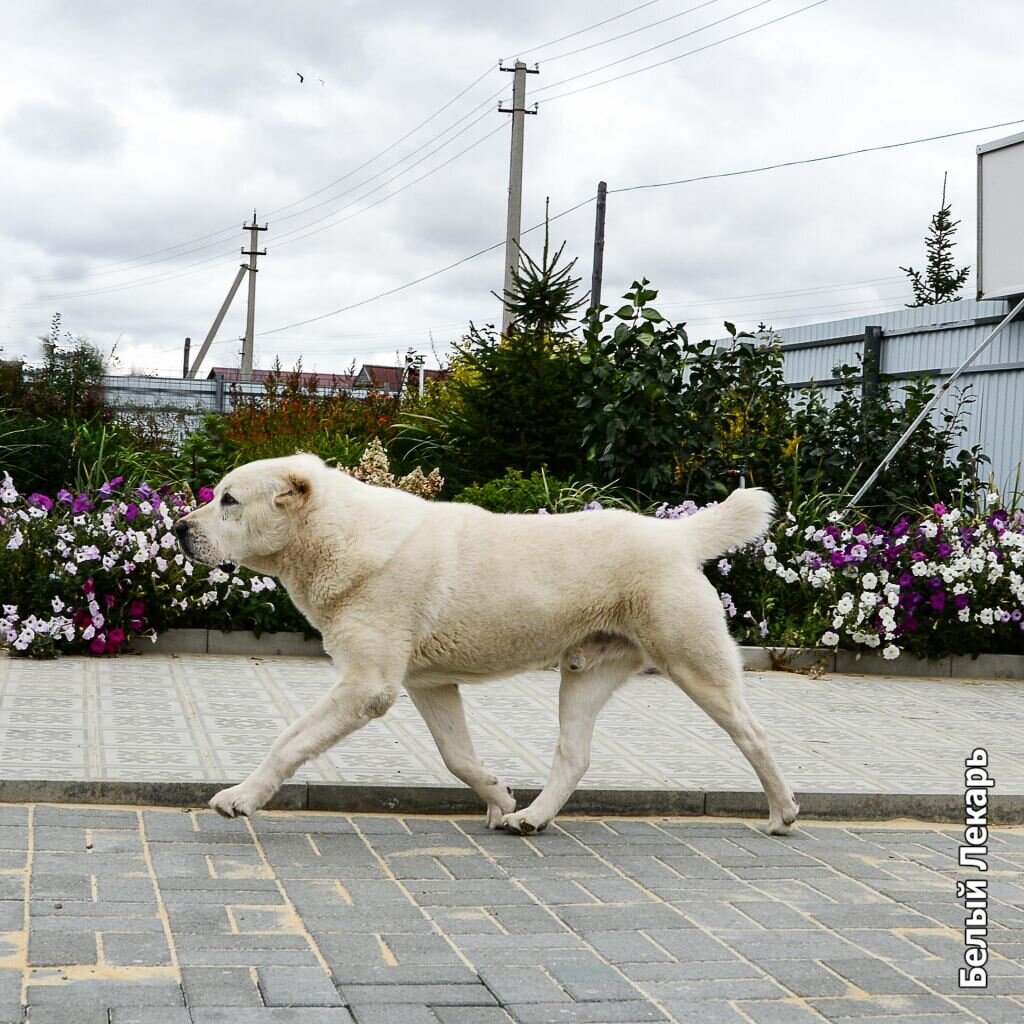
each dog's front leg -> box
[209,669,397,818]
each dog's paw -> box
[766,796,800,836]
[486,786,517,829]
[209,783,268,819]
[500,809,549,836]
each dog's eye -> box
[221,494,238,507]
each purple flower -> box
[103,594,116,609]
[1013,609,1023,622]
[892,517,910,537]
[936,542,952,559]
[28,493,53,511]
[82,577,95,595]
[933,502,947,516]
[930,591,946,612]
[108,627,125,644]
[927,577,943,590]
[954,594,970,610]
[911,551,927,562]
[57,489,73,505]
[98,476,124,498]
[898,572,913,588]
[824,524,841,540]
[899,614,919,633]
[71,493,92,514]
[583,501,603,511]
[129,599,146,617]
[829,550,846,568]
[198,487,215,504]
[137,482,153,498]
[89,637,106,655]
[124,503,139,521]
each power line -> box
[256,196,597,337]
[12,122,510,309]
[534,0,779,96]
[35,64,505,282]
[610,116,1024,192]
[507,0,667,61]
[540,0,830,103]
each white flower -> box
[6,528,24,550]
[958,608,971,622]
[783,569,798,584]
[717,558,732,576]
[882,644,900,660]
[51,596,64,613]
[821,630,839,647]
[763,555,778,571]
[155,557,168,572]
[862,573,878,591]
[979,608,995,625]
[836,594,855,615]
[262,577,276,591]
[864,634,881,648]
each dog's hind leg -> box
[406,684,516,828]
[654,600,799,835]
[501,647,642,835]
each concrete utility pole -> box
[241,211,268,382]
[590,180,608,314]
[182,337,191,378]
[499,60,539,335]
[187,264,247,379]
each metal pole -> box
[849,293,1024,507]
[590,180,607,313]
[182,337,191,379]
[241,212,268,382]
[499,61,538,334]
[187,264,247,378]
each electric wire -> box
[540,0,830,103]
[540,0,728,63]
[533,0,779,96]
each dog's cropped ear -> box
[274,473,311,508]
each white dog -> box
[174,453,798,835]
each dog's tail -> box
[679,488,775,561]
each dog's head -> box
[174,453,322,569]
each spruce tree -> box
[900,173,971,307]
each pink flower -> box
[89,637,106,655]
[108,628,125,644]
[198,487,215,503]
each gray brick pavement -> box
[0,806,1021,1020]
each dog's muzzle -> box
[173,518,194,558]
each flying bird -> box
[296,72,304,83]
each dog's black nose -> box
[173,519,189,540]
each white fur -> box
[177,454,798,835]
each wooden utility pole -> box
[499,61,539,335]
[240,211,268,382]
[590,180,608,314]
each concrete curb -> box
[1,779,1021,825]
[127,631,1024,680]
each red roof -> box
[209,367,355,388]
[357,364,447,390]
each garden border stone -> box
[0,778,1020,824]
[127,631,1024,680]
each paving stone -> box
[189,1012,354,1023]
[102,931,173,966]
[753,959,851,997]
[348,1007,439,1024]
[257,965,344,1007]
[475,965,570,1004]
[109,1011,194,1024]
[339,983,496,1005]
[543,954,639,1002]
[731,1001,827,1024]
[180,966,263,1006]
[27,930,97,966]
[0,1008,20,1024]
[503,1001,666,1022]
[25,977,184,1007]
[821,957,935,995]
[580,931,672,964]
[431,1009,516,1024]
[24,1008,108,1024]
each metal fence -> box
[769,298,1023,495]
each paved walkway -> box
[0,805,1021,1024]
[0,654,1022,806]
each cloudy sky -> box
[1,0,1021,376]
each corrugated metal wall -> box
[770,299,1023,494]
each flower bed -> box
[0,473,306,657]
[3,467,1022,662]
